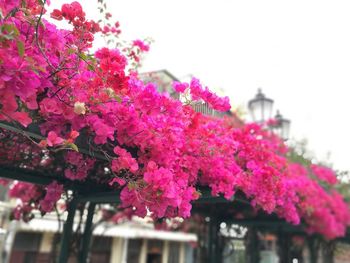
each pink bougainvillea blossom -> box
[39,181,63,212]
[173,78,231,112]
[311,164,338,185]
[47,131,64,147]
[0,0,349,240]
[133,39,150,52]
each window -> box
[127,239,142,263]
[168,242,180,263]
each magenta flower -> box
[47,131,64,147]
[133,39,150,52]
[173,81,189,93]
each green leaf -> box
[36,66,46,72]
[114,95,122,103]
[0,34,14,41]
[2,24,19,37]
[16,40,25,57]
[31,68,40,76]
[67,143,79,152]
[68,48,76,55]
[80,53,87,60]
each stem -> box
[34,0,55,70]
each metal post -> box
[79,203,96,263]
[278,230,289,263]
[208,216,219,263]
[322,240,335,263]
[246,226,259,263]
[252,227,259,263]
[58,198,77,263]
[308,237,319,263]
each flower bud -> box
[74,102,86,115]
[105,87,115,97]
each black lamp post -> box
[248,89,291,140]
[248,88,274,124]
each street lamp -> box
[248,89,291,140]
[272,110,290,140]
[248,89,274,124]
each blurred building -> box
[140,70,180,100]
[6,214,196,263]
[139,70,232,118]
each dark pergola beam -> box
[0,165,83,191]
[0,122,44,141]
[76,191,120,204]
[0,165,248,205]
[0,165,305,234]
[0,166,57,186]
[0,121,108,161]
[224,219,301,227]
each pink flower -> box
[10,112,32,127]
[109,177,126,186]
[172,81,188,93]
[112,146,139,173]
[95,48,127,75]
[133,39,150,52]
[61,1,85,21]
[67,130,79,143]
[39,181,63,212]
[47,131,64,147]
[40,98,62,115]
[51,9,63,20]
[64,152,95,181]
[173,77,231,111]
[311,164,338,185]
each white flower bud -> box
[105,87,116,97]
[74,101,86,115]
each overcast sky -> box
[51,0,350,172]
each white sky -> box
[51,0,350,172]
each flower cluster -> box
[9,180,63,220]
[173,78,231,112]
[311,164,338,185]
[39,181,64,212]
[133,40,150,52]
[0,0,349,240]
[64,152,95,181]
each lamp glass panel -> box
[249,100,262,122]
[272,125,282,138]
[281,120,290,140]
[262,99,273,122]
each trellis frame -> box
[0,164,308,263]
[0,121,344,263]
